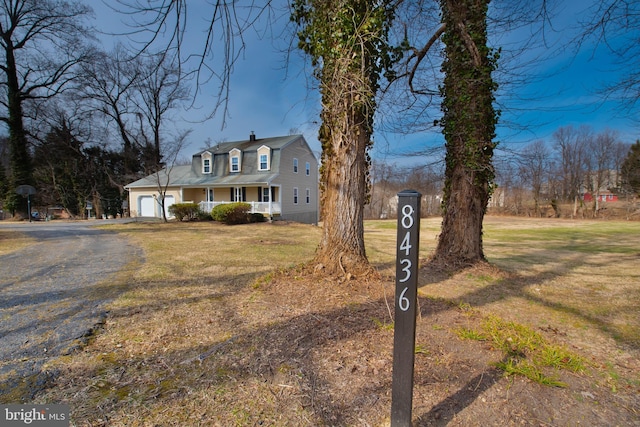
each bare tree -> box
[552,125,591,217]
[0,0,94,216]
[519,140,551,216]
[151,129,191,222]
[110,0,275,125]
[131,52,191,174]
[77,45,141,182]
[366,160,402,220]
[585,129,618,214]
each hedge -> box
[168,203,202,221]
[211,202,252,224]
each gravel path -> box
[0,220,143,402]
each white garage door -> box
[163,196,175,218]
[139,196,156,217]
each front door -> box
[231,187,246,202]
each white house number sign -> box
[391,190,421,427]
[398,204,415,311]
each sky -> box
[88,1,638,165]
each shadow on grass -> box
[417,248,640,351]
[38,256,640,425]
[46,261,514,426]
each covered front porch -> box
[198,200,282,216]
[182,185,281,217]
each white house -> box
[125,133,319,224]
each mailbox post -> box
[391,190,421,426]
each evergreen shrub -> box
[211,202,251,224]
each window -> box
[229,148,242,172]
[293,158,298,173]
[202,151,212,174]
[306,188,310,204]
[293,187,298,204]
[208,189,214,202]
[262,187,270,202]
[257,145,271,171]
[305,162,310,176]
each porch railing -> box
[199,201,281,215]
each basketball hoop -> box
[15,185,36,222]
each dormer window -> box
[229,148,242,172]
[257,145,271,171]
[202,151,212,174]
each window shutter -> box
[230,188,234,201]
[258,187,263,202]
[242,187,247,201]
[271,187,276,201]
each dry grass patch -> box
[0,229,35,255]
[34,217,640,426]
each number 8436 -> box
[398,205,414,312]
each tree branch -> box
[408,23,445,95]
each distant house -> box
[583,192,619,203]
[125,133,319,224]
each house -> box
[583,191,619,203]
[125,133,319,224]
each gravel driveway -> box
[0,220,143,402]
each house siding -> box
[182,188,203,203]
[277,137,319,223]
[128,187,182,218]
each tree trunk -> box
[436,159,491,263]
[292,0,395,278]
[314,92,371,277]
[433,0,498,267]
[4,37,32,217]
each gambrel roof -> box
[126,134,312,189]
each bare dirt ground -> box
[245,263,639,426]
[13,218,640,426]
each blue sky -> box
[89,1,638,164]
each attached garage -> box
[162,195,175,218]
[139,196,156,217]
[138,195,176,218]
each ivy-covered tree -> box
[432,0,499,266]
[292,0,399,276]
